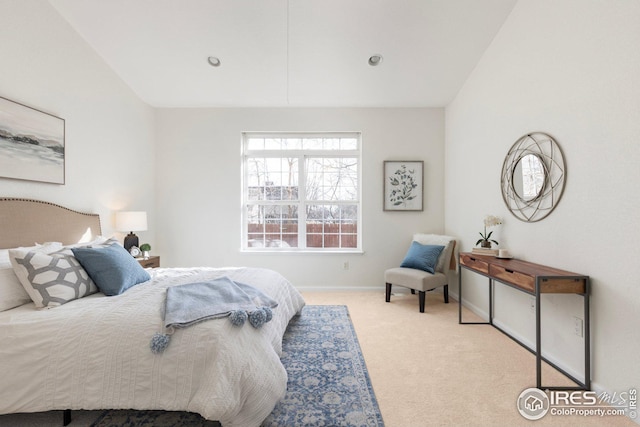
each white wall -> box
[0,0,156,242]
[155,108,445,289]
[7,0,636,409]
[446,0,639,399]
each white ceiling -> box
[48,0,517,108]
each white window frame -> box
[241,132,362,253]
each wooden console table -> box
[458,252,590,390]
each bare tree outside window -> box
[243,134,361,251]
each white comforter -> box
[0,267,305,427]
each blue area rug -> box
[91,305,383,426]
[263,305,384,426]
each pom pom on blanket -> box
[249,308,268,328]
[263,306,273,322]
[150,333,171,354]
[151,278,280,353]
[230,310,248,326]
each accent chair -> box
[384,234,456,313]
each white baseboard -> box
[491,319,585,384]
[297,285,449,294]
[450,290,585,386]
[295,286,385,292]
[589,381,640,425]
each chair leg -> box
[444,285,449,304]
[418,291,425,313]
[410,289,416,295]
[385,283,392,302]
[63,409,71,426]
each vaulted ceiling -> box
[49,0,517,108]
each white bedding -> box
[0,266,305,427]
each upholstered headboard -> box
[0,198,102,249]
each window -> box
[242,133,361,252]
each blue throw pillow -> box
[72,243,151,296]
[400,242,444,274]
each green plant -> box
[140,243,151,252]
[476,215,502,246]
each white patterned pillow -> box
[1,243,63,311]
[9,247,97,309]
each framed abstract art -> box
[0,96,65,184]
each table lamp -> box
[115,211,147,251]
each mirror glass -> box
[501,132,565,222]
[512,154,545,201]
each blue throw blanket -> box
[150,277,278,354]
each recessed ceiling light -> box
[207,56,221,67]
[368,54,383,66]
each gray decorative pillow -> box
[400,242,444,274]
[9,247,97,309]
[72,243,151,296]
[412,234,456,273]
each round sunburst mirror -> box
[501,132,566,222]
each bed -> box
[0,198,305,427]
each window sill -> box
[240,249,364,255]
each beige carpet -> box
[302,290,636,427]
[0,290,635,426]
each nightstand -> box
[137,256,160,268]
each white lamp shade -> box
[115,211,148,232]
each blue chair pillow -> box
[72,243,151,296]
[400,242,444,274]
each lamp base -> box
[123,232,139,251]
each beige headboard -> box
[0,198,102,249]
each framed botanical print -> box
[383,160,423,211]
[0,96,65,184]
